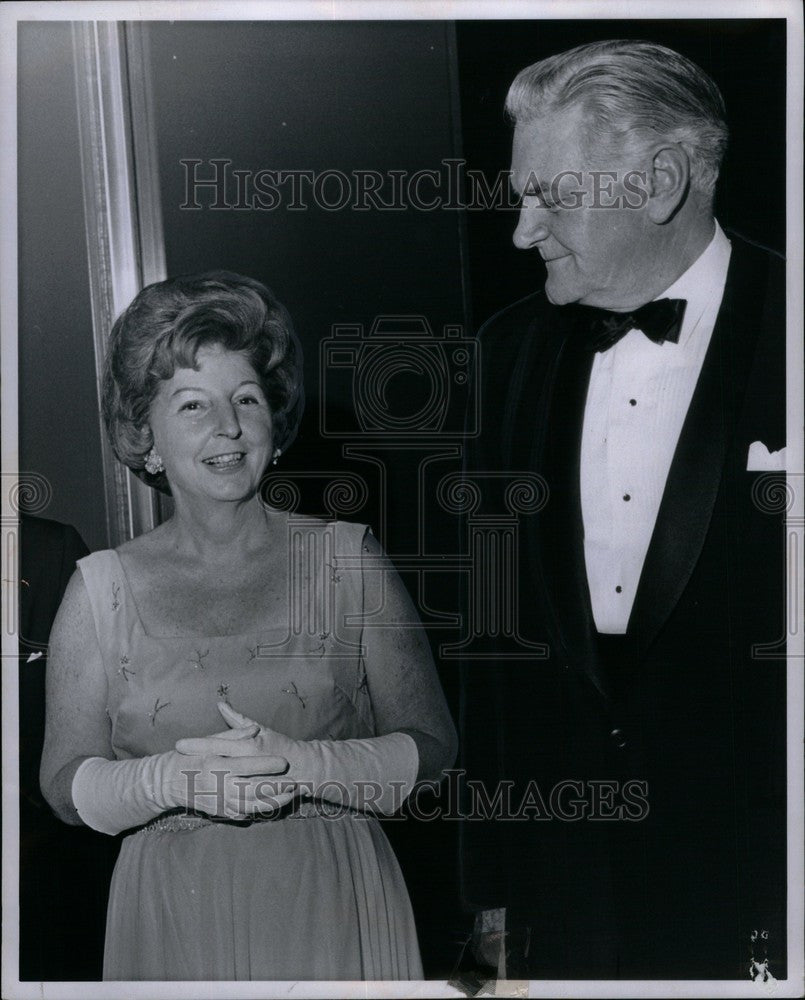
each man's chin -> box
[544,281,577,307]
[545,280,614,309]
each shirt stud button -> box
[629,398,637,406]
[623,494,631,502]
[610,727,627,749]
[615,585,623,593]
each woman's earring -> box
[145,448,165,475]
[272,449,281,466]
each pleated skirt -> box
[103,810,423,981]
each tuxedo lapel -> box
[627,240,769,653]
[528,311,612,702]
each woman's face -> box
[148,343,274,506]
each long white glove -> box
[71,724,292,836]
[176,702,420,816]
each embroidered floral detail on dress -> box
[188,648,209,670]
[111,581,121,611]
[148,697,171,725]
[217,684,230,700]
[326,561,342,584]
[246,646,258,663]
[118,655,136,682]
[357,669,369,693]
[282,681,306,709]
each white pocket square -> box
[747,441,786,471]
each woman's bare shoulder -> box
[271,510,369,536]
[114,521,176,581]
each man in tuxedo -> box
[460,39,787,980]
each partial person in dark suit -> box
[19,513,118,980]
[459,39,787,980]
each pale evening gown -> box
[77,517,423,981]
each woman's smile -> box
[202,450,247,470]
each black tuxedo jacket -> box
[459,233,787,979]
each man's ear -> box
[645,143,690,223]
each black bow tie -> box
[574,298,687,352]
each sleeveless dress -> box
[78,517,423,981]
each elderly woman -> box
[40,272,457,981]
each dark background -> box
[17,17,787,981]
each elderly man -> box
[460,40,786,980]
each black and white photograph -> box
[2,2,803,997]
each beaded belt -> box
[139,799,351,834]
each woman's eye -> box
[237,395,261,406]
[179,400,202,412]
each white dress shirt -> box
[580,222,732,634]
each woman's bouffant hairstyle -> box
[505,39,728,198]
[102,271,304,495]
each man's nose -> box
[513,205,550,250]
[214,401,242,437]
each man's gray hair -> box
[505,39,728,196]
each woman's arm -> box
[40,569,114,825]
[359,529,458,783]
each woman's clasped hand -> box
[176,701,421,817]
[170,710,295,820]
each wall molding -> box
[71,21,167,546]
